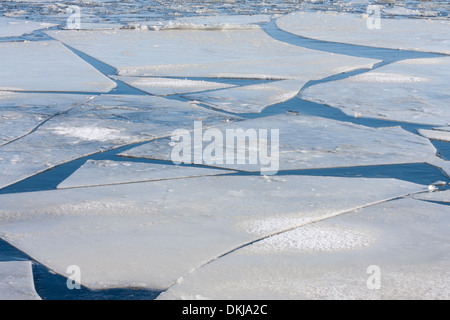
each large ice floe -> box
[0,261,41,300]
[120,113,438,172]
[158,198,450,300]
[302,57,450,126]
[276,11,450,55]
[0,175,425,290]
[182,79,305,113]
[419,128,450,143]
[44,28,379,79]
[0,17,55,37]
[0,41,116,92]
[57,160,234,189]
[0,94,236,189]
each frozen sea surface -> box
[0,0,449,300]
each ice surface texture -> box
[158,198,450,300]
[0,17,55,37]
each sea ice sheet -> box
[120,113,438,172]
[0,261,41,300]
[0,175,424,290]
[183,80,305,113]
[112,76,234,96]
[45,28,379,79]
[158,198,450,300]
[0,17,55,37]
[276,11,450,54]
[57,160,235,189]
[0,41,116,92]
[302,57,450,126]
[0,94,236,189]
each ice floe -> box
[120,114,438,172]
[112,76,234,96]
[302,57,450,126]
[0,261,41,300]
[158,198,450,299]
[0,175,424,290]
[45,28,379,79]
[0,17,55,37]
[0,94,236,189]
[0,41,116,92]
[182,80,305,113]
[276,11,450,54]
[0,92,92,145]
[57,160,234,189]
[419,129,450,142]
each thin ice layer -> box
[419,129,450,142]
[0,41,116,92]
[276,11,450,54]
[0,94,237,189]
[158,198,450,300]
[112,76,234,96]
[183,80,305,113]
[0,175,424,290]
[0,17,55,37]
[57,160,234,189]
[120,113,437,172]
[302,57,450,126]
[45,28,379,79]
[0,261,41,300]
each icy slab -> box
[276,11,450,54]
[0,94,236,189]
[0,175,423,290]
[132,14,271,30]
[413,190,450,203]
[0,17,55,37]
[63,23,124,30]
[159,198,450,300]
[0,92,92,145]
[57,160,234,189]
[120,113,437,172]
[0,41,116,92]
[302,57,450,126]
[419,129,450,142]
[183,80,305,113]
[0,261,41,300]
[45,28,379,79]
[112,76,234,96]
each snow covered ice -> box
[0,1,449,300]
